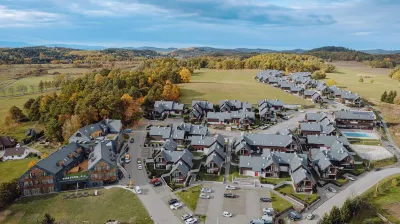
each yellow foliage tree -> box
[94,74,104,85]
[42,153,48,159]
[179,68,191,83]
[62,115,82,143]
[326,79,337,87]
[27,160,37,169]
[121,93,133,104]
[148,77,153,85]
[392,178,398,187]
[162,82,180,101]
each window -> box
[24,189,31,196]
[48,186,54,193]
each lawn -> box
[0,93,48,123]
[0,157,39,183]
[271,192,293,213]
[335,176,349,186]
[370,156,398,169]
[259,176,292,185]
[326,61,399,102]
[349,139,382,146]
[275,184,319,205]
[0,121,44,141]
[198,172,224,182]
[2,188,152,224]
[179,69,312,105]
[349,204,381,224]
[352,163,366,176]
[176,185,202,211]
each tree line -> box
[4,58,190,143]
[381,90,399,104]
[389,66,400,81]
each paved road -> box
[124,123,181,224]
[310,167,400,223]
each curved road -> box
[310,167,400,223]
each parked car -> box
[185,218,198,224]
[152,181,162,187]
[263,208,274,216]
[327,187,337,193]
[225,186,236,190]
[137,164,143,170]
[135,186,141,194]
[306,213,315,220]
[260,197,272,202]
[199,193,210,199]
[347,176,356,181]
[146,124,152,130]
[299,110,305,113]
[181,213,193,220]
[168,199,179,205]
[222,211,232,217]
[137,158,142,164]
[170,202,183,210]
[374,168,382,171]
[130,138,134,143]
[149,178,161,185]
[201,188,212,193]
[124,154,131,163]
[288,210,301,220]
[224,193,236,198]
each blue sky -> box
[0,0,399,49]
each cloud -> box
[0,5,63,27]
[351,32,372,36]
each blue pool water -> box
[343,132,372,138]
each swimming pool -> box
[342,131,376,139]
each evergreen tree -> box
[41,213,55,224]
[329,206,341,224]
[320,213,331,224]
[39,80,44,92]
[381,91,388,102]
[341,198,352,222]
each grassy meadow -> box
[0,157,38,183]
[1,188,152,224]
[179,69,312,105]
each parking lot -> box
[193,183,272,224]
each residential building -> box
[206,110,255,128]
[316,83,334,96]
[189,100,214,120]
[299,123,336,136]
[302,90,317,99]
[334,111,375,129]
[339,91,362,107]
[191,134,226,154]
[153,101,184,119]
[290,86,304,95]
[258,99,284,111]
[239,149,316,193]
[3,146,29,161]
[233,133,299,155]
[258,100,277,122]
[175,123,208,138]
[311,93,323,103]
[310,140,354,180]
[304,113,328,123]
[328,86,343,99]
[87,142,119,187]
[204,143,226,174]
[167,149,193,183]
[219,100,252,112]
[306,135,350,149]
[148,126,185,144]
[0,136,16,150]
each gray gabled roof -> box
[205,150,225,167]
[305,113,327,122]
[220,100,252,111]
[191,134,225,147]
[340,91,360,100]
[292,167,315,184]
[176,123,208,136]
[258,99,284,107]
[312,149,333,171]
[162,139,178,151]
[316,83,327,91]
[329,86,343,96]
[207,111,232,122]
[171,129,185,140]
[154,101,184,113]
[88,142,117,170]
[149,126,172,139]
[236,133,293,148]
[328,140,352,162]
[312,93,321,101]
[304,90,317,96]
[239,155,274,172]
[4,146,27,157]
[170,161,191,177]
[300,123,322,132]
[334,111,375,121]
[306,135,349,146]
[192,100,213,110]
[36,142,82,175]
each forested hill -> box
[306,46,400,68]
[0,47,160,64]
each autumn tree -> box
[359,77,364,82]
[162,80,180,101]
[45,118,62,142]
[120,94,142,125]
[27,160,37,169]
[326,79,337,87]
[62,115,82,142]
[7,106,25,123]
[179,68,191,83]
[370,79,375,84]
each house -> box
[69,119,123,151]
[304,112,328,123]
[239,149,316,193]
[310,140,354,180]
[302,90,317,99]
[316,83,334,96]
[258,101,277,122]
[175,123,208,138]
[191,134,225,154]
[258,99,284,111]
[311,93,323,103]
[299,123,336,136]
[279,81,293,91]
[206,110,255,128]
[334,111,375,129]
[328,86,343,99]
[168,149,193,183]
[306,135,350,149]
[87,142,119,187]
[148,126,185,144]
[154,144,190,170]
[233,133,299,155]
[153,101,184,119]
[0,136,16,150]
[3,146,29,161]
[339,91,362,107]
[256,70,284,82]
[290,86,304,95]
[204,143,226,174]
[219,100,252,112]
[189,100,214,120]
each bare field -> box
[179,69,312,105]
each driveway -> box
[310,167,400,223]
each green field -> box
[275,184,319,204]
[179,69,312,105]
[176,185,202,211]
[326,62,400,102]
[0,157,38,183]
[1,188,152,224]
[271,192,293,213]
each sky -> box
[0,0,399,50]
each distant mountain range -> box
[0,40,399,55]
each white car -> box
[185,218,198,224]
[263,208,274,215]
[222,211,232,217]
[135,186,142,194]
[137,165,143,170]
[306,213,315,220]
[199,193,210,199]
[201,188,212,193]
[347,176,356,181]
[299,110,305,113]
[225,186,236,190]
[181,213,193,220]
[170,202,183,210]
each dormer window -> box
[76,132,82,137]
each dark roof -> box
[306,135,349,146]
[0,136,15,148]
[334,111,375,121]
[4,146,27,157]
[36,142,82,175]
[192,101,213,110]
[235,133,293,148]
[154,101,184,113]
[88,142,117,170]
